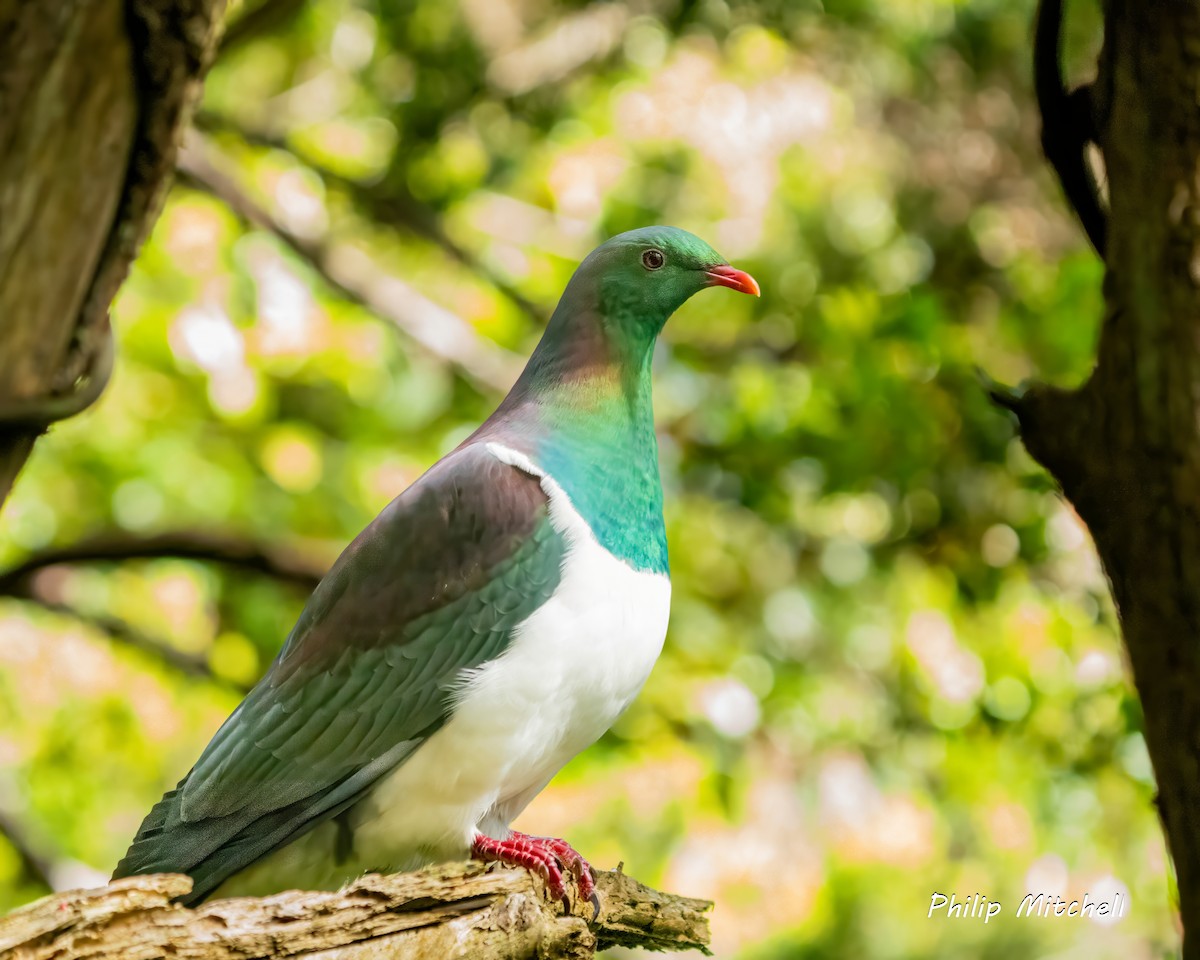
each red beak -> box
[705,264,761,297]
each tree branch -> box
[217,0,306,57]
[486,3,633,96]
[0,863,712,959]
[176,131,522,394]
[0,530,328,692]
[7,593,248,693]
[0,322,115,430]
[0,0,224,509]
[0,808,107,895]
[0,809,56,891]
[192,112,547,322]
[1017,1,1200,952]
[0,530,325,596]
[1034,0,1107,255]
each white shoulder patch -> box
[484,441,592,545]
[342,439,673,871]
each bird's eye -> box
[642,249,665,270]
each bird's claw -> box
[471,831,596,909]
[541,836,596,903]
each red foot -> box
[472,831,596,905]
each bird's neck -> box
[515,273,664,396]
[485,298,669,575]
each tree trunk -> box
[0,0,224,507]
[0,863,712,959]
[1015,2,1200,954]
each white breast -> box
[348,441,671,868]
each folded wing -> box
[113,444,565,904]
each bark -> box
[1015,1,1200,953]
[0,0,225,507]
[0,863,712,959]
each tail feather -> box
[113,760,399,905]
[112,782,187,878]
[114,735,431,904]
[112,777,261,884]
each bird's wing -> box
[113,443,565,902]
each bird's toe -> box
[472,831,569,902]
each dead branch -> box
[0,862,712,959]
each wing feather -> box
[114,444,564,902]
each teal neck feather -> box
[491,277,669,575]
[477,225,738,575]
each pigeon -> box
[114,225,760,907]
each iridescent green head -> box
[510,225,759,398]
[574,225,760,334]
[491,226,759,573]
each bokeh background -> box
[0,0,1174,956]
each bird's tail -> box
[112,775,262,905]
[112,778,194,880]
[112,771,377,906]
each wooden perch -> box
[0,862,712,959]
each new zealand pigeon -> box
[113,226,760,907]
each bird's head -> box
[516,226,760,397]
[577,225,760,334]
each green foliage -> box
[0,0,1173,956]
